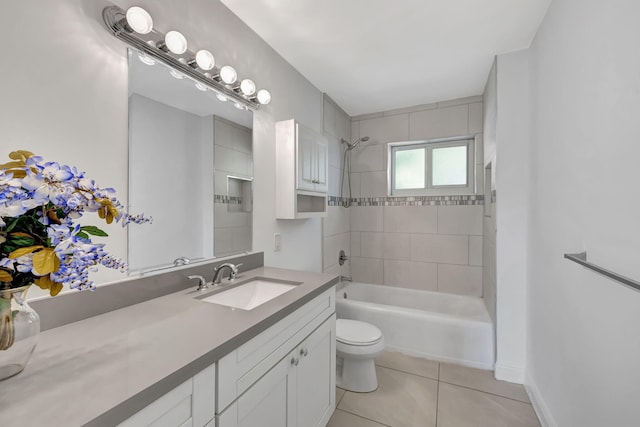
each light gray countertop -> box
[0,267,337,426]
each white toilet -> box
[336,319,385,392]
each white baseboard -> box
[494,361,525,383]
[525,374,557,427]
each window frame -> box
[387,135,477,196]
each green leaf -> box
[3,218,19,233]
[76,231,88,240]
[8,236,35,247]
[81,226,108,237]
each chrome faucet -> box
[174,256,191,266]
[212,263,242,285]
[187,275,208,291]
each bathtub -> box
[336,282,495,369]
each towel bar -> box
[564,251,640,291]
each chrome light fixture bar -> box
[102,5,271,110]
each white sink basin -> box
[199,279,299,310]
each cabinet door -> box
[218,349,297,427]
[314,138,328,193]
[295,315,336,427]
[296,124,316,191]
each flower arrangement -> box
[0,150,150,296]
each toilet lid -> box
[336,319,382,346]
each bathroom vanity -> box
[0,266,337,427]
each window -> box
[389,137,475,195]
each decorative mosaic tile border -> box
[214,195,243,204]
[327,195,484,207]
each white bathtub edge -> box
[384,344,495,371]
[524,372,558,427]
[337,299,492,326]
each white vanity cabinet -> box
[218,316,335,427]
[118,363,216,427]
[218,287,336,427]
[292,316,336,427]
[116,286,336,427]
[276,119,328,218]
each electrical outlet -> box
[274,233,281,251]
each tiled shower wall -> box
[322,95,351,277]
[213,116,253,257]
[347,96,485,296]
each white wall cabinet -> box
[276,119,328,218]
[296,126,328,193]
[218,315,336,427]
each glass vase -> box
[0,285,40,380]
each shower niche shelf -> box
[275,119,328,219]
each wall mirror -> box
[127,48,253,273]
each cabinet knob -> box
[300,348,308,357]
[291,357,299,366]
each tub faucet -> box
[212,263,242,285]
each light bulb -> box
[195,82,209,91]
[138,53,156,66]
[257,89,271,105]
[169,69,185,79]
[219,65,237,85]
[126,7,153,34]
[240,79,256,96]
[216,93,228,102]
[164,31,188,54]
[195,50,215,70]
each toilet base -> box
[336,356,378,393]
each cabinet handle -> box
[300,348,308,357]
[290,357,299,366]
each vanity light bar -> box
[102,5,271,110]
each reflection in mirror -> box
[213,117,253,257]
[127,48,253,273]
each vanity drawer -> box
[118,380,193,427]
[117,363,216,427]
[217,287,335,412]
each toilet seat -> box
[336,319,383,346]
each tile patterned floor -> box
[328,352,541,427]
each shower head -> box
[341,136,370,150]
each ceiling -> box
[220,0,552,116]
